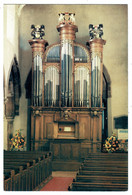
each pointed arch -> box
[5,56,21,118]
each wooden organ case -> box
[29,13,106,160]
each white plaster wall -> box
[3,5,27,149]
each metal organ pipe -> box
[87,36,106,108]
[33,55,43,106]
[95,55,98,105]
[66,41,68,107]
[61,44,64,106]
[74,67,89,107]
[91,55,101,107]
[39,56,43,106]
[98,56,101,105]
[61,40,73,107]
[44,66,59,107]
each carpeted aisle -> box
[40,177,73,191]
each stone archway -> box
[5,56,21,150]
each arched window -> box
[74,45,88,63]
[74,66,90,107]
[45,45,60,63]
[44,66,59,106]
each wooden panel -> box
[61,144,71,160]
[85,116,91,140]
[79,115,91,139]
[35,116,40,140]
[53,144,60,159]
[40,116,43,139]
[79,122,86,139]
[72,144,80,159]
[46,123,53,138]
[80,148,88,159]
[75,123,79,138]
[44,115,53,138]
[53,123,58,138]
[93,117,98,142]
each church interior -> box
[3,4,128,191]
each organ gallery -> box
[29,12,106,160]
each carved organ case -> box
[29,13,106,158]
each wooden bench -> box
[69,153,128,191]
[83,161,128,167]
[4,151,52,191]
[69,182,128,191]
[78,170,128,177]
[79,165,128,172]
[74,175,128,184]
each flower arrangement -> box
[10,129,26,151]
[103,134,120,153]
[119,139,128,152]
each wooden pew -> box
[74,175,128,184]
[4,151,52,191]
[79,165,128,172]
[78,170,128,177]
[69,153,128,191]
[69,182,128,191]
[83,161,128,167]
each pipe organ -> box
[29,13,106,160]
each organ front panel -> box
[29,13,106,157]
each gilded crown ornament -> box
[89,24,103,39]
[31,24,45,39]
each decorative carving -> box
[33,110,41,116]
[89,24,103,39]
[90,108,104,118]
[57,12,78,41]
[60,109,71,120]
[90,110,99,118]
[58,12,75,25]
[31,25,45,39]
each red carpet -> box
[40,177,73,191]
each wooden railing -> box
[4,151,52,191]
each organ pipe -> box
[91,55,101,107]
[44,66,59,106]
[29,38,48,107]
[61,40,73,107]
[33,55,43,106]
[74,67,90,107]
[87,24,106,107]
